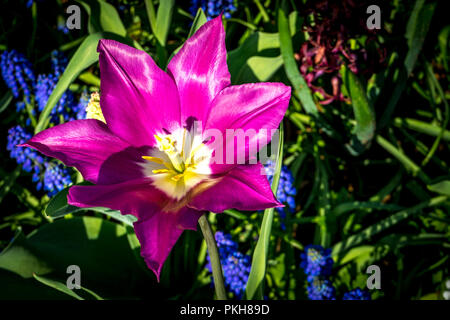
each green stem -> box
[198,214,227,300]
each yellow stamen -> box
[171,173,184,182]
[142,156,165,165]
[154,134,185,172]
[180,128,186,158]
[85,92,105,123]
[152,169,169,174]
[141,128,212,200]
[154,134,176,152]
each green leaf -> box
[393,118,450,141]
[438,25,450,71]
[0,228,53,278]
[18,217,147,298]
[0,91,13,114]
[421,62,449,166]
[420,293,439,300]
[35,32,135,133]
[78,71,101,87]
[45,185,83,219]
[144,0,157,34]
[78,0,127,36]
[168,8,207,63]
[379,0,436,129]
[228,32,282,84]
[428,181,450,196]
[341,65,376,146]
[223,209,247,220]
[245,123,284,300]
[88,207,137,226]
[376,135,430,184]
[188,8,207,39]
[155,0,175,46]
[337,245,375,266]
[0,269,72,299]
[33,274,84,300]
[316,160,332,247]
[45,183,137,226]
[404,0,435,75]
[278,7,317,115]
[33,274,104,300]
[0,166,21,205]
[332,201,403,216]
[331,196,448,256]
[247,56,284,81]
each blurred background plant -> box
[0,0,448,300]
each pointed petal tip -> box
[167,10,230,125]
[275,201,285,208]
[17,140,40,151]
[209,13,224,27]
[16,142,29,148]
[96,38,116,53]
[144,257,163,282]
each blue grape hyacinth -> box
[0,50,36,102]
[222,251,251,298]
[2,50,85,197]
[214,231,239,257]
[72,90,90,120]
[307,278,337,300]
[206,231,251,298]
[7,126,44,173]
[57,16,70,34]
[264,160,297,229]
[35,50,81,124]
[42,162,73,197]
[343,288,371,300]
[300,244,334,281]
[189,0,236,20]
[7,125,72,196]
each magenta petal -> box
[98,39,181,146]
[21,119,135,184]
[134,207,204,280]
[188,163,282,213]
[67,178,165,220]
[167,16,230,126]
[205,83,291,169]
[95,145,151,185]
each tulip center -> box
[141,127,212,200]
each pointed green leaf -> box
[155,0,175,46]
[144,0,157,34]
[78,0,127,36]
[33,273,104,300]
[0,229,53,278]
[428,181,450,196]
[0,91,13,114]
[332,196,448,256]
[245,123,284,300]
[45,183,136,226]
[278,7,317,115]
[341,65,376,146]
[33,274,84,300]
[188,8,207,38]
[379,0,436,129]
[45,185,82,219]
[168,8,207,62]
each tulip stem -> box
[198,214,227,300]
